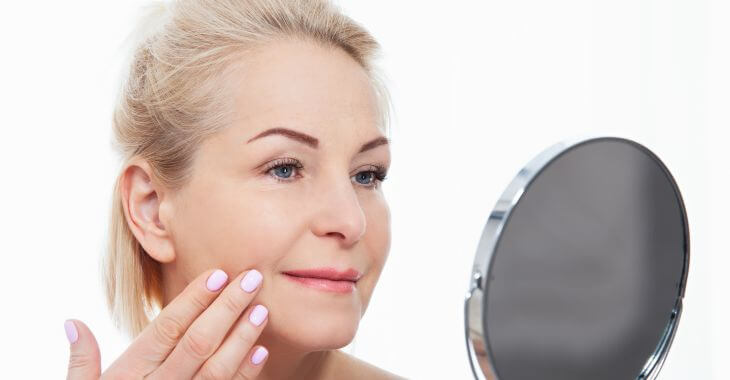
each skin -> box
[121,38,400,379]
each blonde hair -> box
[104,0,391,339]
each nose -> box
[309,176,367,248]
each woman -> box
[63,0,401,378]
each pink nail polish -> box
[206,269,228,292]
[241,270,263,293]
[64,320,78,344]
[249,305,268,326]
[251,346,268,365]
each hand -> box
[65,268,270,379]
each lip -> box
[282,267,361,294]
[282,267,362,281]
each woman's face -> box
[162,39,391,351]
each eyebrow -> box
[246,127,389,153]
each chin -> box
[270,307,361,350]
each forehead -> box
[226,39,382,143]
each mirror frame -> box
[464,136,690,380]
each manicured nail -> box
[241,269,263,293]
[249,305,268,326]
[251,346,268,365]
[206,269,228,292]
[64,320,78,344]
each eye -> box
[273,165,295,179]
[352,165,388,189]
[265,158,303,182]
[263,158,389,189]
[353,171,375,185]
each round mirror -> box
[464,136,689,380]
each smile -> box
[283,274,355,293]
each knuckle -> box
[220,292,244,315]
[196,361,230,380]
[189,290,210,311]
[233,367,254,380]
[153,315,186,347]
[182,328,215,360]
[68,351,95,371]
[233,325,257,348]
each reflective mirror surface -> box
[465,137,689,380]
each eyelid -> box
[263,157,388,187]
[350,164,378,176]
[262,157,303,177]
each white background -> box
[0,0,727,378]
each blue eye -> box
[351,166,388,188]
[266,159,302,181]
[354,171,375,185]
[272,165,295,179]
[264,157,388,188]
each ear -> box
[119,158,176,263]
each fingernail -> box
[249,305,268,326]
[64,320,78,344]
[206,269,228,292]
[241,269,263,293]
[251,346,268,365]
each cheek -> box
[172,182,305,278]
[365,196,391,264]
[358,194,392,310]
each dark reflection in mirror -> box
[484,140,687,380]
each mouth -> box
[282,267,362,281]
[282,267,361,294]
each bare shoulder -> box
[325,349,407,380]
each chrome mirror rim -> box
[464,136,690,380]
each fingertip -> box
[64,319,102,379]
[206,269,229,292]
[64,319,79,344]
[65,319,100,351]
[241,269,263,293]
[251,345,269,365]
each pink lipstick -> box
[282,267,361,294]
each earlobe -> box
[120,160,176,263]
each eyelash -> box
[263,157,388,189]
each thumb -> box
[64,319,101,380]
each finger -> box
[233,345,269,380]
[194,304,269,379]
[149,269,264,379]
[106,268,230,376]
[65,319,101,380]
